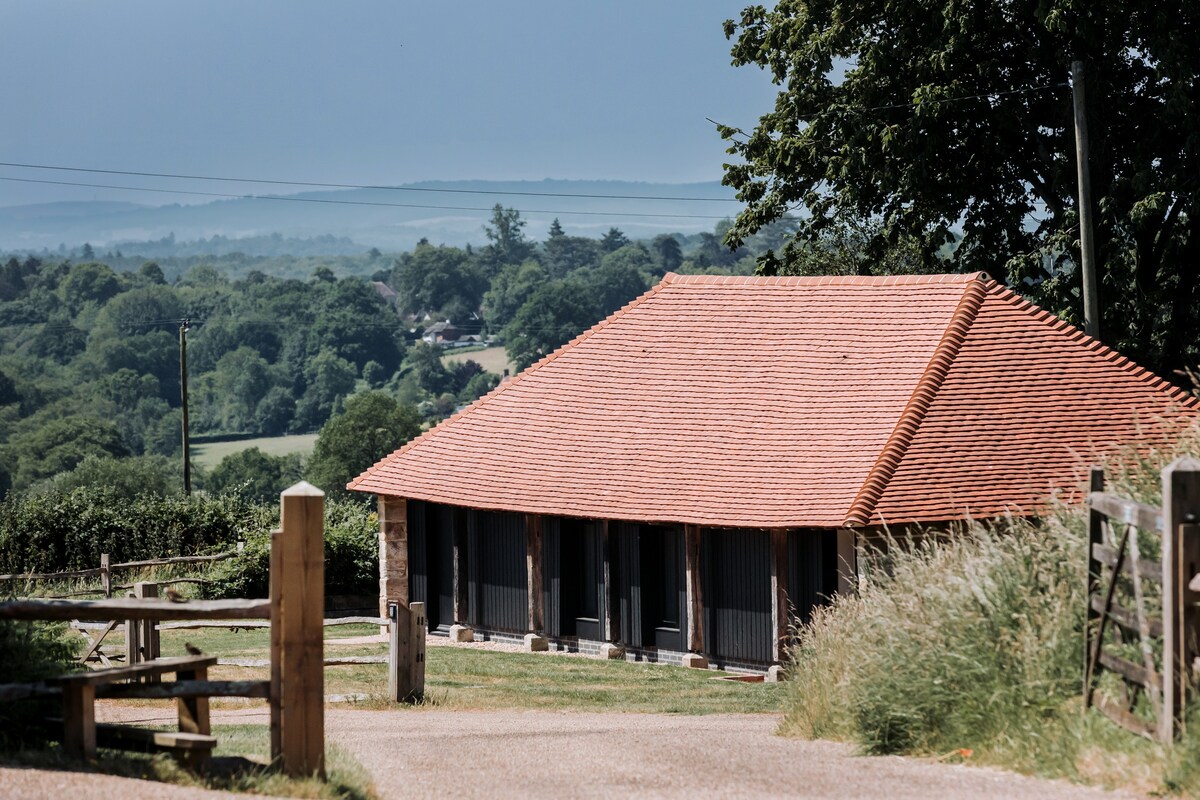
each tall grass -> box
[781,422,1200,794]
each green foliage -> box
[392,242,487,320]
[207,447,304,505]
[0,620,79,747]
[722,1,1200,373]
[481,204,536,272]
[305,391,422,499]
[4,414,130,492]
[205,498,378,599]
[29,454,184,500]
[0,486,264,574]
[502,282,600,371]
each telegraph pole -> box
[1071,60,1101,341]
[179,318,192,495]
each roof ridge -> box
[346,275,676,492]
[842,274,990,527]
[666,271,987,287]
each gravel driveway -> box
[16,705,1136,799]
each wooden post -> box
[452,519,468,623]
[389,600,426,702]
[124,590,140,669]
[177,663,210,735]
[1161,457,1200,742]
[1085,467,1105,694]
[268,528,282,762]
[61,684,96,759]
[526,514,544,633]
[1071,61,1101,341]
[684,524,704,654]
[99,554,110,598]
[275,482,325,778]
[835,529,857,595]
[770,529,789,664]
[378,496,408,632]
[135,582,160,681]
[601,521,617,642]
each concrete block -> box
[765,665,786,683]
[681,652,709,669]
[448,624,474,643]
[599,643,625,660]
[524,634,549,652]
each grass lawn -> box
[191,433,319,470]
[142,624,782,715]
[442,345,513,376]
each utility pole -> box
[1072,60,1101,341]
[179,318,191,495]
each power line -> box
[0,161,739,204]
[0,176,733,221]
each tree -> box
[292,349,357,432]
[600,228,630,253]
[482,205,535,271]
[391,243,486,320]
[6,415,129,491]
[207,448,303,504]
[503,282,600,371]
[482,260,548,331]
[652,234,684,274]
[305,392,422,499]
[721,2,1200,373]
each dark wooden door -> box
[788,529,838,626]
[545,518,604,640]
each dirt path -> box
[91,705,1141,799]
[0,764,274,800]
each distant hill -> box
[0,179,737,253]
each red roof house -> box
[351,272,1196,669]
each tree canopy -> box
[305,391,422,499]
[721,1,1200,373]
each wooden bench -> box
[46,655,221,762]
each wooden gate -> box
[1085,457,1200,742]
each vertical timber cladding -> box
[701,528,773,665]
[405,501,456,631]
[788,529,839,628]
[466,509,529,633]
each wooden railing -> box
[1085,457,1200,742]
[0,545,243,599]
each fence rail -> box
[0,547,243,584]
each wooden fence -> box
[1085,457,1200,742]
[0,483,325,776]
[0,546,243,599]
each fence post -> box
[273,482,325,778]
[389,600,426,702]
[1161,457,1200,742]
[100,554,110,598]
[124,590,139,669]
[1085,467,1104,696]
[134,582,161,682]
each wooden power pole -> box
[1072,60,1101,341]
[179,319,192,495]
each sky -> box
[0,1,780,209]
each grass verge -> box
[0,725,376,799]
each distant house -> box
[351,273,1197,670]
[421,321,460,344]
[370,281,399,310]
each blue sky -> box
[0,1,779,208]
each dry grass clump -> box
[781,419,1200,794]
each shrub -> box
[0,620,79,747]
[204,498,377,600]
[0,486,266,574]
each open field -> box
[442,345,514,376]
[190,433,319,470]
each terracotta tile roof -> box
[349,272,1197,528]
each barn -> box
[350,272,1197,670]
